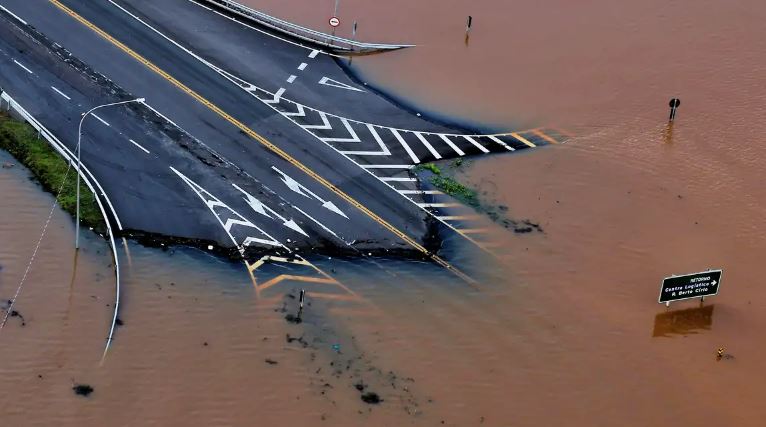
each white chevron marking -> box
[414,132,442,159]
[438,134,466,156]
[302,111,332,130]
[321,118,361,143]
[391,129,420,164]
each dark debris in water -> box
[72,384,94,397]
[361,392,382,404]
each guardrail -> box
[199,0,415,54]
[0,89,122,361]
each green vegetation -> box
[430,175,479,206]
[416,162,441,175]
[0,112,104,231]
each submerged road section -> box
[0,0,564,280]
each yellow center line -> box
[532,129,559,145]
[510,132,537,148]
[48,0,477,285]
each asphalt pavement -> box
[0,0,563,274]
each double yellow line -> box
[48,0,476,284]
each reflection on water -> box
[653,304,714,338]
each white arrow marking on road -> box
[318,76,365,93]
[271,166,349,219]
[232,183,309,237]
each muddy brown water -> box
[2,0,766,425]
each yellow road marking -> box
[510,132,536,148]
[532,129,559,145]
[48,0,477,285]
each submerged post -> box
[668,98,681,122]
[466,15,473,33]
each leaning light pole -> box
[76,97,145,249]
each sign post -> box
[659,269,722,306]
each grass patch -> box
[430,175,479,206]
[0,112,104,231]
[415,162,441,175]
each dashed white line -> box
[293,206,349,246]
[391,129,420,164]
[309,49,319,59]
[297,62,308,71]
[286,75,297,84]
[91,113,111,127]
[51,86,71,100]
[128,139,150,154]
[13,60,33,74]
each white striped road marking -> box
[292,205,349,245]
[309,49,319,58]
[128,139,150,154]
[284,103,306,118]
[232,183,309,236]
[0,4,28,25]
[417,203,460,208]
[13,59,33,74]
[488,135,515,151]
[321,118,360,143]
[438,134,465,156]
[463,136,490,153]
[510,132,536,147]
[91,113,110,127]
[302,111,331,130]
[398,190,443,195]
[51,86,71,100]
[265,87,286,104]
[362,164,415,169]
[340,124,391,156]
[414,132,442,159]
[380,177,416,182]
[436,215,481,221]
[298,63,308,71]
[286,75,297,84]
[391,129,420,164]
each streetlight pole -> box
[75,97,145,249]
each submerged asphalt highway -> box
[0,0,558,279]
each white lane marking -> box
[293,205,350,246]
[128,139,150,154]
[318,76,365,92]
[398,190,443,195]
[232,183,309,236]
[414,132,442,159]
[438,134,465,156]
[380,177,416,182]
[463,136,490,153]
[436,215,481,221]
[51,86,71,100]
[302,111,331,130]
[361,164,414,169]
[91,113,111,127]
[0,4,28,25]
[265,87,286,104]
[309,49,319,58]
[418,205,458,212]
[271,166,349,218]
[488,135,515,151]
[391,129,420,164]
[286,75,297,84]
[298,62,308,71]
[13,60,33,74]
[340,124,391,155]
[170,167,284,249]
[321,117,360,143]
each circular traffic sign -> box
[669,98,680,108]
[329,16,340,27]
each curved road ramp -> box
[198,0,415,54]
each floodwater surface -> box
[2,0,766,425]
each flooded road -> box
[2,0,766,425]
